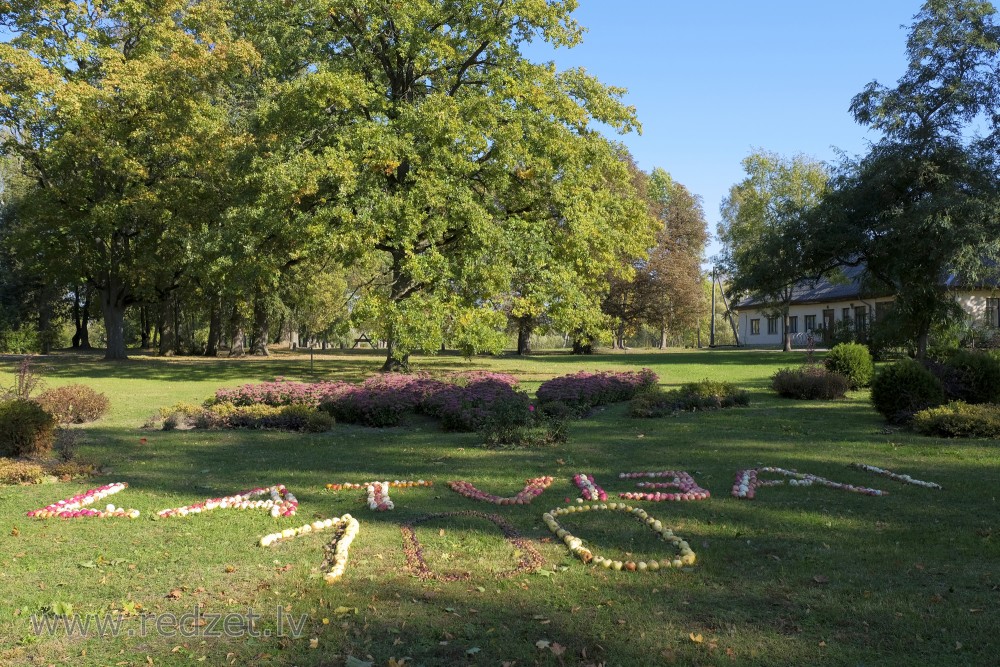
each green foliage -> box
[0,324,39,354]
[603,165,708,348]
[870,360,946,424]
[912,401,1000,438]
[630,380,748,417]
[943,350,1000,404]
[159,401,331,432]
[824,343,874,389]
[303,410,335,433]
[0,457,45,484]
[771,366,849,400]
[0,399,56,457]
[35,385,110,424]
[0,0,260,360]
[719,150,828,351]
[476,394,533,447]
[810,1,1000,358]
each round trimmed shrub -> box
[870,360,945,424]
[0,399,57,457]
[772,366,849,400]
[35,384,110,424]
[824,343,874,389]
[943,350,1000,404]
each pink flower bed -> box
[210,372,524,430]
[536,369,658,413]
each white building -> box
[733,265,1000,347]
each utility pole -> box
[710,267,716,348]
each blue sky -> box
[522,1,927,261]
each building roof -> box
[735,259,1000,309]
[734,264,880,308]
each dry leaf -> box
[689,632,703,644]
[550,642,566,656]
[536,639,551,650]
[166,589,183,600]
[812,575,829,584]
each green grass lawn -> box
[0,348,996,666]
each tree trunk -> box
[157,298,175,357]
[139,306,152,349]
[660,323,668,349]
[38,303,53,354]
[782,311,792,352]
[99,284,128,360]
[228,304,245,357]
[79,289,92,349]
[205,300,221,357]
[516,316,533,355]
[916,324,930,360]
[251,297,270,356]
[572,335,594,355]
[381,337,409,371]
[72,287,84,349]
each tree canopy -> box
[719,150,828,351]
[0,0,666,362]
[809,0,1000,356]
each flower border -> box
[542,503,696,572]
[732,467,886,499]
[850,463,942,489]
[321,515,360,584]
[156,484,298,518]
[325,480,432,491]
[400,511,543,581]
[447,476,554,505]
[367,482,394,511]
[259,515,347,547]
[27,482,139,519]
[573,473,607,501]
[618,471,710,501]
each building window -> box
[842,307,851,322]
[875,301,892,323]
[854,306,868,332]
[987,298,1000,328]
[750,319,760,335]
[767,317,779,335]
[788,316,798,333]
[804,314,816,331]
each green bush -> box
[478,396,531,447]
[0,457,46,484]
[912,401,1000,438]
[870,360,945,424]
[772,366,849,400]
[943,350,1000,404]
[824,342,874,389]
[0,399,57,457]
[630,381,748,418]
[35,384,110,424]
[676,380,749,410]
[304,410,335,433]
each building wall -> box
[954,289,1000,327]
[737,290,999,347]
[737,298,887,347]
